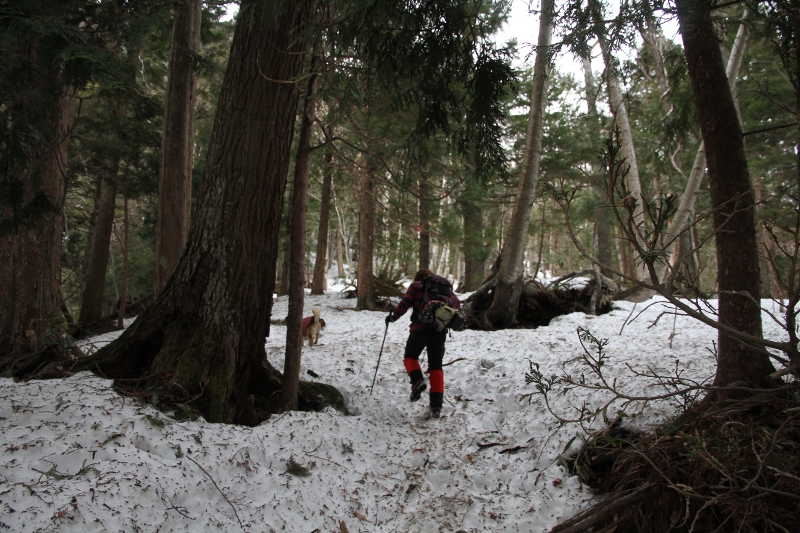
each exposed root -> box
[464,271,616,330]
[554,391,800,532]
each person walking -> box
[385,269,460,418]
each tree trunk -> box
[117,179,129,330]
[660,8,750,285]
[78,167,117,325]
[0,38,75,363]
[78,0,341,425]
[311,151,333,295]
[154,0,202,296]
[82,179,101,298]
[676,0,775,391]
[418,176,431,270]
[676,221,699,286]
[460,175,485,291]
[278,184,292,296]
[336,225,346,277]
[533,200,546,278]
[281,57,318,411]
[479,0,553,328]
[356,161,378,310]
[582,54,615,277]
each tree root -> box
[552,391,800,532]
[463,271,616,330]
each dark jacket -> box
[391,280,461,331]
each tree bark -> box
[660,8,750,285]
[154,0,202,296]
[311,150,333,295]
[460,189,485,291]
[581,54,615,277]
[278,183,293,296]
[282,57,318,411]
[78,165,117,325]
[0,38,75,362]
[117,178,129,330]
[676,0,775,391]
[79,0,336,425]
[479,0,553,328]
[356,161,378,310]
[336,225,346,278]
[418,176,431,270]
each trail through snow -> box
[0,283,787,532]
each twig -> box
[442,357,467,367]
[618,302,637,335]
[498,445,526,454]
[306,453,344,468]
[186,455,243,528]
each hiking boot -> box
[409,379,427,402]
[430,408,441,419]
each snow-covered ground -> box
[0,283,788,532]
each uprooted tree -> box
[463,0,555,330]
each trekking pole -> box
[370,322,390,396]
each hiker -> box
[385,269,460,418]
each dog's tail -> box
[311,308,320,325]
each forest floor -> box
[0,279,788,532]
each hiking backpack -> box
[418,275,467,332]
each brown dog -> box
[302,308,323,346]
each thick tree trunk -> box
[676,0,775,391]
[480,0,553,328]
[356,162,378,310]
[154,0,202,296]
[78,0,342,425]
[311,151,333,295]
[281,58,318,411]
[78,168,117,325]
[0,39,74,363]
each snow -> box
[0,287,788,532]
